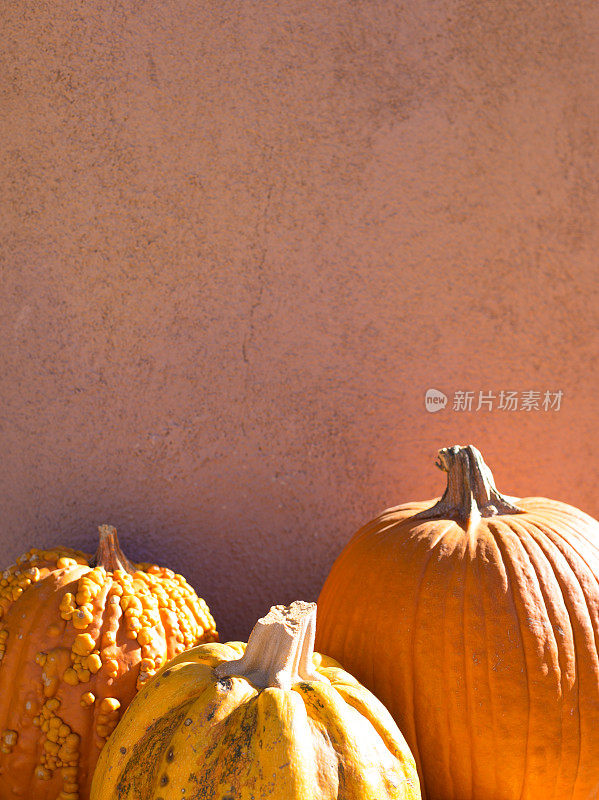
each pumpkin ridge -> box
[352,503,426,549]
[525,514,599,679]
[295,684,348,795]
[329,681,413,767]
[491,517,567,798]
[0,566,42,727]
[0,567,63,795]
[524,510,598,565]
[514,518,577,656]
[301,682,356,793]
[462,533,476,800]
[3,563,88,795]
[318,540,368,687]
[522,503,599,556]
[423,521,468,800]
[300,678,419,797]
[409,521,456,797]
[509,520,566,667]
[473,533,500,798]
[488,514,596,800]
[79,572,115,793]
[183,691,279,799]
[539,512,599,591]
[439,541,458,800]
[487,521,533,800]
[534,519,599,799]
[157,596,176,662]
[544,530,584,800]
[116,706,189,798]
[304,712,340,799]
[345,531,391,694]
[509,516,580,800]
[254,689,321,799]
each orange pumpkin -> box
[0,525,217,800]
[316,445,599,800]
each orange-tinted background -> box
[2,1,599,639]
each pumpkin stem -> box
[414,445,523,527]
[91,525,135,574]
[214,601,328,691]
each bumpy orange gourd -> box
[316,445,599,800]
[0,525,217,800]
[91,601,421,800]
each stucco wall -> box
[2,0,599,639]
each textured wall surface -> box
[2,0,599,639]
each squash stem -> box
[214,601,328,691]
[92,525,136,574]
[414,445,523,526]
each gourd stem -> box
[214,601,328,691]
[91,525,135,574]
[413,445,523,526]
